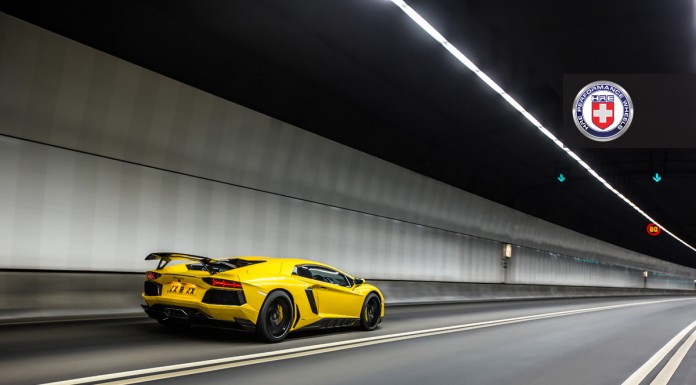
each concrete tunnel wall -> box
[0,12,694,321]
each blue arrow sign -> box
[557,173,566,183]
[652,173,662,183]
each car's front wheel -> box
[360,293,381,331]
[256,291,294,342]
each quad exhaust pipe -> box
[164,308,189,319]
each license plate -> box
[167,283,198,296]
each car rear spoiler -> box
[146,252,232,274]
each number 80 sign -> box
[646,223,661,237]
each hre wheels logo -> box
[572,81,634,142]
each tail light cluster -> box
[203,278,242,289]
[146,271,161,281]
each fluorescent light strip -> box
[389,0,696,254]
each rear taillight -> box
[203,278,242,289]
[146,271,161,281]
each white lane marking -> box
[650,328,696,385]
[621,319,696,385]
[99,317,577,385]
[41,297,696,385]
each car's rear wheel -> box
[360,293,381,331]
[256,291,294,342]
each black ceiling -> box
[3,0,696,268]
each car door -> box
[299,265,364,318]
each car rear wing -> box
[146,252,232,274]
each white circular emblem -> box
[572,81,634,142]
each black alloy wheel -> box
[360,293,381,331]
[256,291,293,342]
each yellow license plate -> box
[167,284,198,296]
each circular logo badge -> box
[572,81,634,142]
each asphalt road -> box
[2,297,696,385]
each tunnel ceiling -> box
[2,0,696,268]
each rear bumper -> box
[141,302,256,332]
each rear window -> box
[227,258,265,268]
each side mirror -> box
[354,277,365,285]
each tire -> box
[359,293,381,331]
[255,290,294,342]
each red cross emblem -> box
[591,100,614,130]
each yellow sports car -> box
[141,253,384,342]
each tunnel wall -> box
[0,270,693,323]
[1,13,695,293]
[507,247,644,287]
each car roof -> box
[228,256,317,264]
[228,256,338,269]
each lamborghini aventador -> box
[141,253,384,342]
